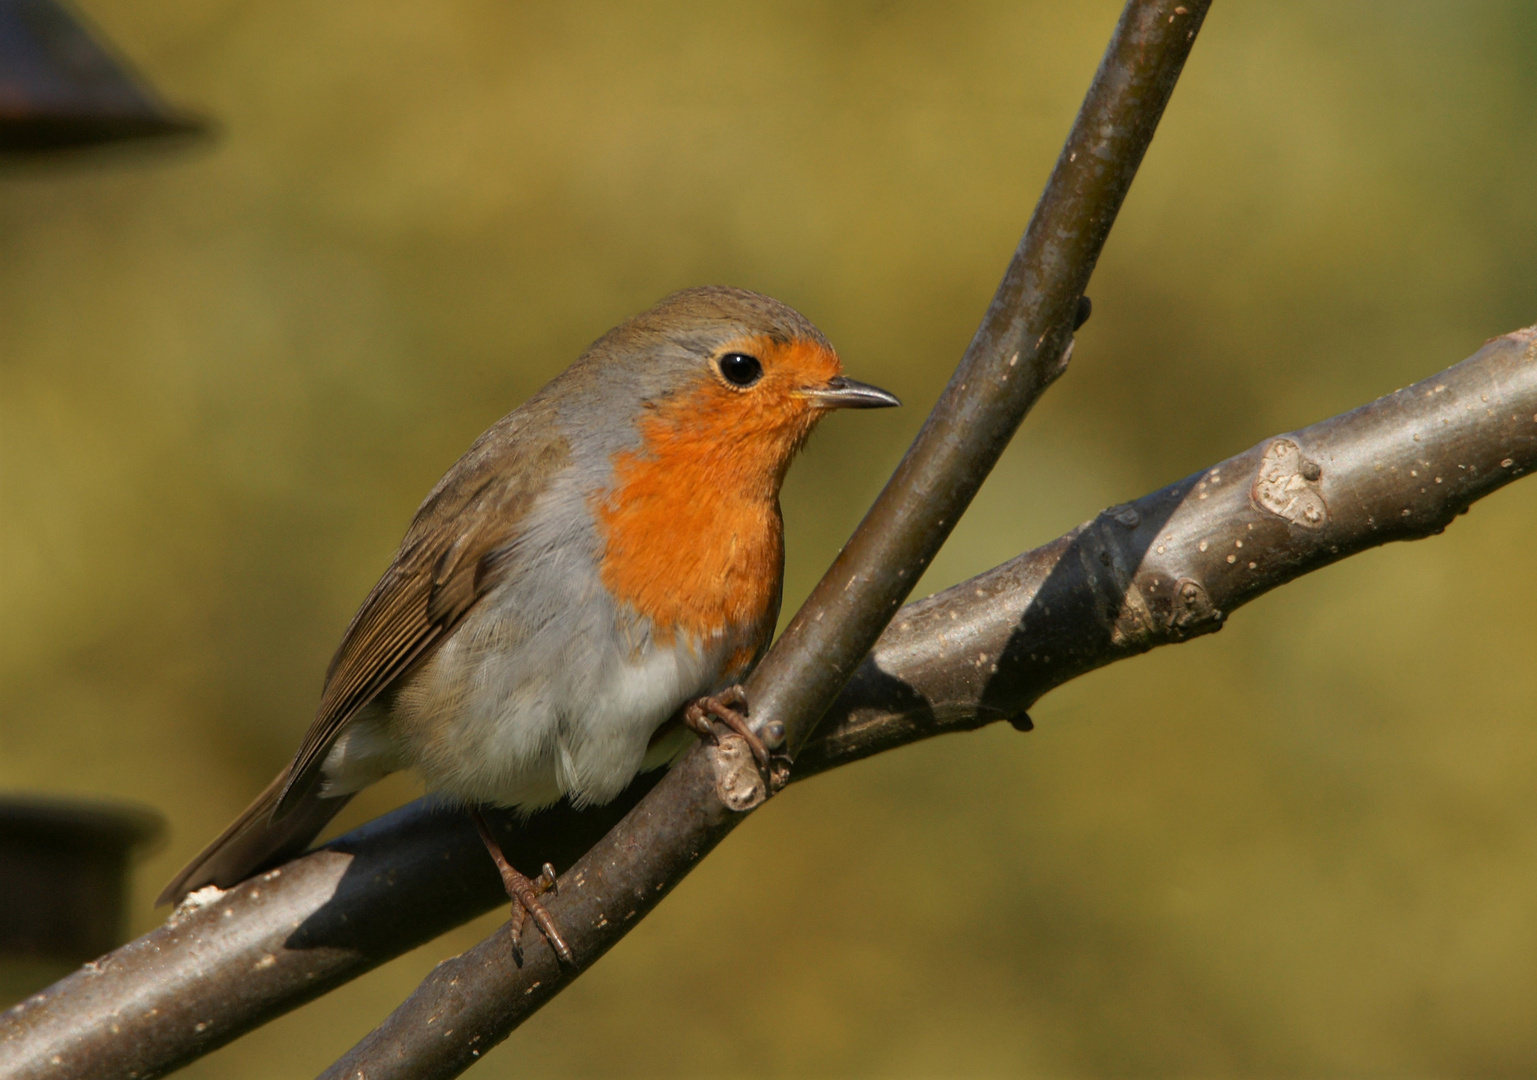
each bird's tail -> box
[156,767,351,907]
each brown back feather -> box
[160,409,570,903]
[274,422,571,817]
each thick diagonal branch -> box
[317,327,1535,1080]
[318,3,1212,1077]
[755,0,1212,759]
[4,328,1531,1080]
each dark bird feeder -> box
[0,797,164,970]
[0,0,205,152]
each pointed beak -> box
[800,375,901,410]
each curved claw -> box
[682,685,770,768]
[470,808,575,968]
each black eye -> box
[717,352,763,387]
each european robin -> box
[159,286,898,962]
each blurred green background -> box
[3,1,1536,1075]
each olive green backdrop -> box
[3,2,1535,1076]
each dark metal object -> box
[0,797,163,963]
[1,326,1532,1079]
[0,0,204,151]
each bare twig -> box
[316,3,1212,1077]
[12,2,1184,1076]
[319,328,1537,1080]
[3,327,1532,1080]
[756,0,1212,760]
[330,4,1217,1075]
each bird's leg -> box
[682,684,770,768]
[469,806,573,967]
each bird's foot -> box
[470,807,574,968]
[682,685,772,769]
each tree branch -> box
[753,0,1211,760]
[315,2,1212,1077]
[799,326,1537,777]
[5,0,1527,1070]
[317,329,1536,1080]
[3,327,1531,1080]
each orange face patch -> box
[594,335,841,651]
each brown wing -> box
[273,421,571,817]
[157,761,351,904]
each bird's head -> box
[577,286,899,498]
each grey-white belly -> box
[320,583,726,809]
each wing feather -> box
[274,420,571,816]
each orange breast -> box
[593,335,838,661]
[596,455,782,660]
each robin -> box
[158,286,898,963]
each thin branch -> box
[319,3,1213,1077]
[758,0,1212,759]
[3,328,1532,1080]
[320,329,1537,1080]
